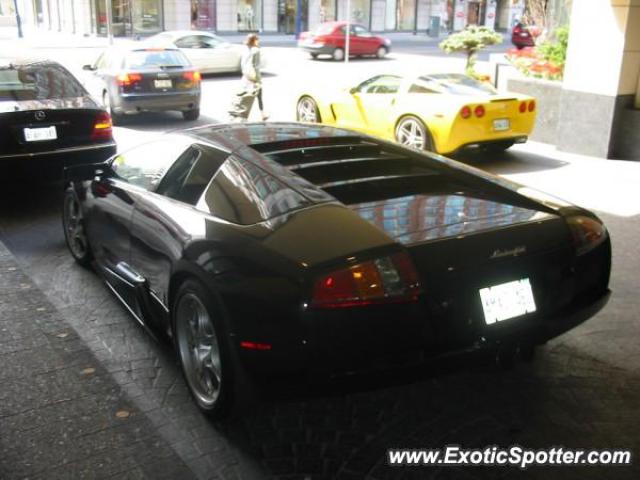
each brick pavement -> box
[0,240,196,479]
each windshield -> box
[417,74,497,95]
[0,64,86,101]
[124,50,190,69]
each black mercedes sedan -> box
[1,59,116,179]
[63,123,611,418]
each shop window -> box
[238,0,262,31]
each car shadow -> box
[113,112,221,132]
[451,148,569,175]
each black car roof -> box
[0,58,63,68]
[184,122,361,152]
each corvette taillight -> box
[90,111,113,141]
[474,105,485,117]
[566,215,607,256]
[460,106,472,119]
[310,252,421,309]
[528,100,536,112]
[519,101,527,113]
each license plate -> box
[154,79,172,89]
[493,118,510,131]
[24,126,57,142]
[479,278,536,325]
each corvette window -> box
[198,156,310,225]
[357,75,401,94]
[110,137,192,190]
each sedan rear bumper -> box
[298,43,335,56]
[112,91,201,114]
[1,142,116,180]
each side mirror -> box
[349,87,358,94]
[83,64,96,71]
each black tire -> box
[183,108,200,121]
[296,96,321,123]
[310,52,318,59]
[395,115,435,152]
[62,186,93,268]
[103,91,123,126]
[332,47,345,61]
[376,45,388,59]
[173,279,235,419]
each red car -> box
[511,22,536,49]
[298,21,391,61]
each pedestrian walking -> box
[229,33,268,122]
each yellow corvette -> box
[295,73,537,154]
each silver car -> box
[145,31,245,74]
[82,47,201,124]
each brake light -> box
[566,216,607,256]
[474,105,485,117]
[310,252,421,309]
[460,106,472,119]
[528,100,536,112]
[183,71,201,82]
[117,73,142,86]
[91,111,113,141]
[519,101,527,113]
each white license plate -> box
[24,126,57,142]
[479,278,536,325]
[493,118,510,131]
[154,79,172,89]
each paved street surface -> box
[1,29,639,480]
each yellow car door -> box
[355,75,402,138]
[331,90,366,132]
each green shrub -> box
[439,26,503,76]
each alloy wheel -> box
[396,117,427,150]
[176,293,222,407]
[63,193,89,260]
[297,97,319,123]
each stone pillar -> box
[556,0,640,158]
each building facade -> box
[14,0,527,36]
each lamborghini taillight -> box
[310,252,421,309]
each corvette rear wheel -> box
[174,280,233,418]
[333,47,345,61]
[395,116,433,152]
[297,96,321,123]
[62,187,92,268]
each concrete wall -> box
[507,78,562,145]
[557,0,640,158]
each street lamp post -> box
[345,0,350,64]
[105,0,114,45]
[12,0,23,38]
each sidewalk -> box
[0,240,196,479]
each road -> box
[1,41,639,480]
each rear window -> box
[124,50,189,69]
[416,74,497,95]
[0,64,86,101]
